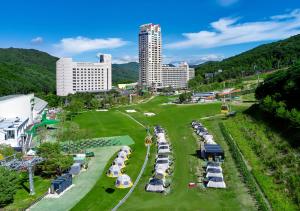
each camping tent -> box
[121,146,131,155]
[145,178,165,192]
[206,165,222,172]
[154,168,167,179]
[107,165,122,177]
[207,177,226,188]
[117,151,128,160]
[206,172,223,178]
[113,157,126,168]
[115,174,133,188]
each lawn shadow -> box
[105,188,115,194]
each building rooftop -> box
[0,94,23,102]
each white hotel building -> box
[138,23,194,89]
[56,54,112,96]
[162,62,195,89]
[139,23,162,88]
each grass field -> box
[70,96,256,210]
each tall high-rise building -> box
[138,23,162,88]
[56,54,112,96]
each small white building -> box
[0,94,47,149]
[56,54,112,96]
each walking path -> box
[30,146,121,211]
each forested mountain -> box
[112,62,139,84]
[190,34,300,87]
[0,48,139,96]
[0,48,58,95]
[255,63,300,131]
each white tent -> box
[115,174,133,189]
[113,157,126,169]
[107,165,122,178]
[117,151,128,160]
[145,178,165,192]
[121,146,131,155]
[207,177,226,188]
[154,168,167,179]
[206,172,223,178]
[206,166,222,172]
[26,149,36,156]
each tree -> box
[0,144,14,157]
[179,92,192,103]
[36,142,73,177]
[90,98,100,109]
[0,167,19,207]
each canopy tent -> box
[207,177,226,188]
[145,178,165,192]
[113,157,126,169]
[202,144,224,160]
[117,151,128,160]
[121,146,131,155]
[206,167,222,173]
[115,174,133,189]
[107,165,122,178]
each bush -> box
[0,167,19,207]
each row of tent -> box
[106,146,133,189]
[203,161,226,188]
[145,126,172,193]
[191,121,226,189]
[192,121,224,161]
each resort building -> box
[138,23,194,89]
[138,23,162,88]
[0,94,47,149]
[56,54,112,96]
[161,62,195,89]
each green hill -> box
[0,48,58,95]
[190,34,300,86]
[112,62,139,84]
[0,48,139,96]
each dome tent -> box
[107,165,122,178]
[113,157,126,169]
[121,146,131,155]
[117,150,128,160]
[115,174,133,188]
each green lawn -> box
[71,110,147,211]
[71,96,256,210]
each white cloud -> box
[166,9,300,49]
[54,36,127,54]
[164,54,224,65]
[217,0,239,7]
[31,36,43,44]
[112,55,138,64]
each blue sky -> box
[0,0,299,64]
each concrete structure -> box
[162,62,195,89]
[56,54,112,96]
[0,94,47,148]
[189,68,195,80]
[139,23,162,88]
